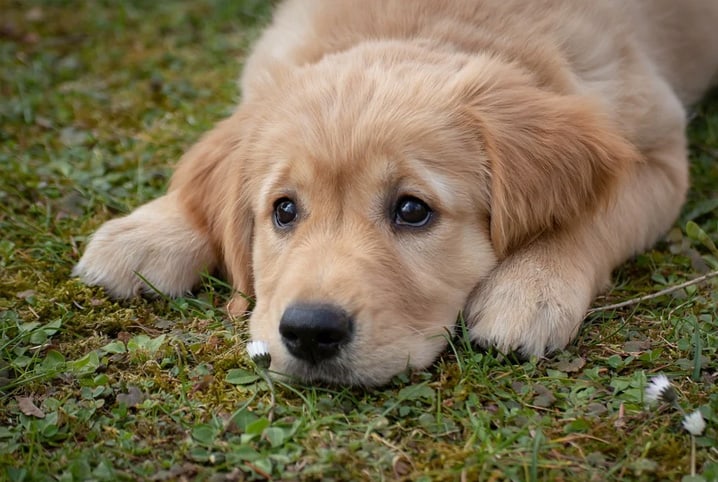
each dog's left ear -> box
[450,59,640,257]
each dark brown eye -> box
[394,196,432,227]
[273,198,298,227]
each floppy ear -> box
[453,60,640,257]
[169,111,254,315]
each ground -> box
[1,1,717,480]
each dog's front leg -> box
[72,191,218,299]
[466,118,690,357]
[73,111,254,302]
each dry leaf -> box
[392,455,412,477]
[116,386,145,408]
[17,396,45,418]
[16,290,36,299]
[623,340,651,354]
[533,384,557,408]
[553,356,586,373]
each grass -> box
[1,1,717,480]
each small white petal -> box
[247,340,270,360]
[645,374,673,404]
[682,410,706,436]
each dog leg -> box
[466,109,690,357]
[72,191,217,299]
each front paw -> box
[465,254,593,357]
[73,195,216,299]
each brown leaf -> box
[15,290,36,300]
[552,356,586,373]
[533,384,557,408]
[149,463,200,481]
[191,374,214,392]
[587,402,608,417]
[116,386,145,408]
[393,455,412,477]
[17,396,45,418]
[623,340,651,354]
[614,402,626,429]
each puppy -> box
[74,0,718,386]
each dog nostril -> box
[316,331,343,345]
[279,303,354,364]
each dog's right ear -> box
[169,110,255,315]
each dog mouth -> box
[276,355,373,386]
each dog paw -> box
[73,194,216,299]
[465,252,594,357]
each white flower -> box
[682,410,706,436]
[247,340,269,359]
[645,374,677,404]
[247,340,271,369]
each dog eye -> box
[273,198,298,227]
[394,196,432,227]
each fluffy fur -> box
[74,0,718,386]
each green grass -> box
[1,1,717,480]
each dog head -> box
[175,44,634,385]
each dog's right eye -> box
[394,196,432,228]
[273,198,298,228]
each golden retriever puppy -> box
[73,0,718,385]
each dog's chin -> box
[271,353,407,388]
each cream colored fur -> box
[74,0,718,386]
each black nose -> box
[279,303,354,364]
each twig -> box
[587,269,718,314]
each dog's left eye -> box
[273,198,298,227]
[394,196,432,227]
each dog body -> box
[74,0,718,385]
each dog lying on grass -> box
[74,0,718,386]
